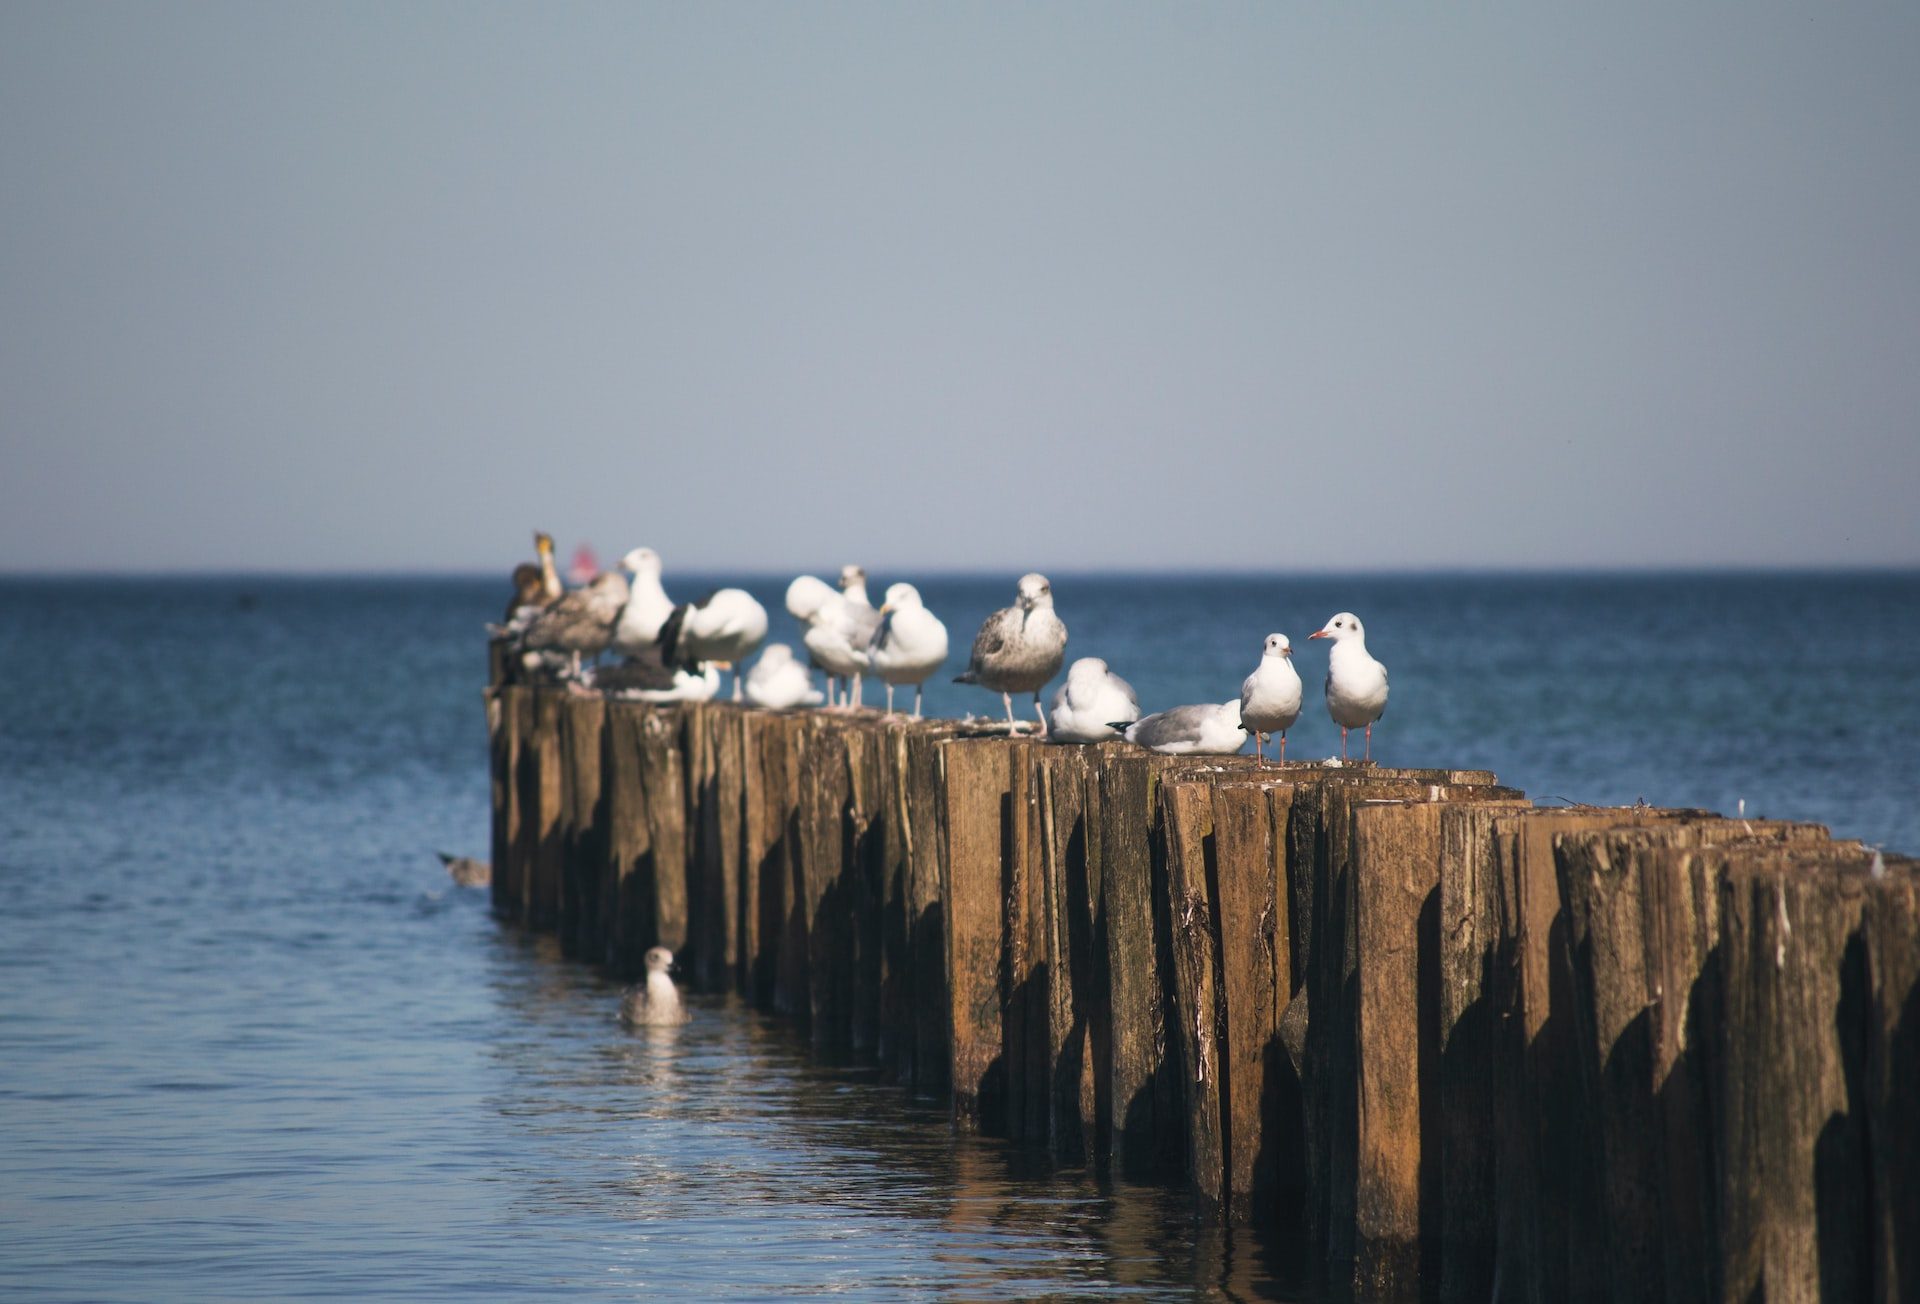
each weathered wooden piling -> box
[484,668,1919,1300]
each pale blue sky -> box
[3,4,1916,573]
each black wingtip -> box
[952,672,975,685]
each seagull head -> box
[1310,612,1363,643]
[1066,656,1109,681]
[621,547,662,576]
[534,532,555,555]
[758,643,794,667]
[1263,633,1293,659]
[1016,573,1054,610]
[880,582,922,614]
[838,564,868,592]
[643,946,677,976]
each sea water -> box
[1,572,1913,1301]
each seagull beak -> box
[1309,629,1329,640]
[879,604,893,615]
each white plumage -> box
[1310,611,1388,763]
[1048,657,1140,744]
[1240,634,1304,766]
[744,644,824,710]
[1122,701,1247,756]
[866,583,948,718]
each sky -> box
[2,4,1916,574]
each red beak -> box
[1309,629,1329,640]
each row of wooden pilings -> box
[486,670,1917,1303]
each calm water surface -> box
[1,572,1914,1300]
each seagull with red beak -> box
[1309,612,1388,763]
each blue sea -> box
[1,571,1915,1301]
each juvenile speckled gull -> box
[1240,634,1303,765]
[1310,611,1389,763]
[1120,701,1247,756]
[867,583,949,718]
[519,569,628,676]
[1048,657,1140,744]
[954,573,1068,734]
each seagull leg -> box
[1254,732,1267,766]
[1033,693,1048,738]
[851,673,864,708]
[913,685,923,720]
[1364,722,1373,765]
[885,682,896,715]
[1279,732,1288,765]
[1340,727,1350,762]
[1002,692,1016,728]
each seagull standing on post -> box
[1240,634,1303,766]
[954,573,1067,735]
[866,583,948,718]
[1310,612,1388,763]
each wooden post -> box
[904,725,954,1097]
[1034,742,1107,1166]
[941,737,1010,1132]
[1099,751,1181,1177]
[1162,776,1226,1212]
[600,701,652,973]
[1864,859,1920,1304]
[487,684,519,921]
[556,694,606,961]
[1717,844,1881,1303]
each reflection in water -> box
[479,928,1317,1299]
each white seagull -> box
[1121,701,1247,756]
[743,644,825,710]
[611,547,676,660]
[620,946,691,1027]
[866,583,949,718]
[1310,611,1388,763]
[660,588,769,700]
[954,573,1068,734]
[834,565,884,706]
[1240,634,1304,766]
[1048,657,1140,744]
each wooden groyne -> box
[486,667,1918,1302]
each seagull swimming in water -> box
[954,573,1067,734]
[1310,611,1388,763]
[866,583,948,718]
[437,852,490,889]
[1048,657,1140,743]
[1240,634,1303,766]
[620,946,690,1027]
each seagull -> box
[519,569,628,676]
[1310,611,1388,763]
[625,664,721,704]
[659,587,770,700]
[611,547,678,661]
[785,571,870,706]
[578,658,680,696]
[743,644,825,710]
[620,946,691,1027]
[954,573,1067,734]
[437,852,490,889]
[1120,701,1247,756]
[835,565,884,706]
[1048,657,1140,743]
[866,583,949,718]
[1240,634,1303,766]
